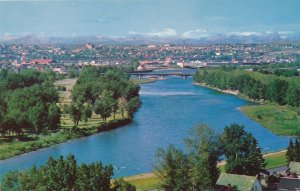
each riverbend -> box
[0,72,289,179]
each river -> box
[0,70,289,178]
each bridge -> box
[128,72,193,79]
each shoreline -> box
[0,118,132,161]
[0,78,156,161]
[193,81,300,136]
[193,82,263,104]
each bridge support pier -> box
[182,75,187,80]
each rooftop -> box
[216,173,258,191]
[289,162,300,174]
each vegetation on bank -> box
[0,67,142,160]
[153,124,265,190]
[0,117,131,160]
[193,67,300,135]
[1,154,136,191]
[193,67,300,106]
[125,151,288,191]
[1,123,293,190]
[241,104,300,135]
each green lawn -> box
[264,151,287,168]
[124,173,161,191]
[241,104,300,136]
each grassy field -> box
[264,150,287,168]
[124,173,161,191]
[55,78,77,104]
[241,104,300,136]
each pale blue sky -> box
[0,0,299,38]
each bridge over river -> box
[128,72,193,79]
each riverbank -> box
[193,82,300,136]
[124,150,288,191]
[241,104,300,136]
[1,76,147,160]
[0,117,131,160]
[132,78,159,84]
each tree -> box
[82,104,93,124]
[244,137,266,175]
[68,103,82,125]
[184,125,221,190]
[266,79,288,105]
[47,103,61,130]
[294,139,300,162]
[286,83,300,107]
[1,154,122,191]
[154,145,192,191]
[93,91,114,121]
[112,178,136,191]
[125,97,141,119]
[221,124,265,175]
[286,139,296,163]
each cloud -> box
[182,29,209,38]
[230,32,262,36]
[265,31,274,34]
[146,28,177,38]
[278,31,294,35]
[128,30,138,35]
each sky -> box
[0,0,300,38]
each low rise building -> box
[216,173,263,191]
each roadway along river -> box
[0,71,289,178]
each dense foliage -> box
[193,68,300,106]
[155,124,265,190]
[0,69,61,137]
[286,138,300,163]
[68,66,141,125]
[221,124,266,175]
[1,154,136,191]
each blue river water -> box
[0,72,289,179]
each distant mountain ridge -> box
[1,33,299,45]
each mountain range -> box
[1,33,300,45]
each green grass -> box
[264,151,287,168]
[241,104,300,136]
[0,116,131,160]
[124,173,161,191]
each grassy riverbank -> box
[124,151,288,191]
[194,82,300,136]
[0,116,131,160]
[241,104,300,136]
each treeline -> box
[0,69,61,137]
[64,66,141,125]
[155,124,265,190]
[193,68,300,106]
[1,154,136,191]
